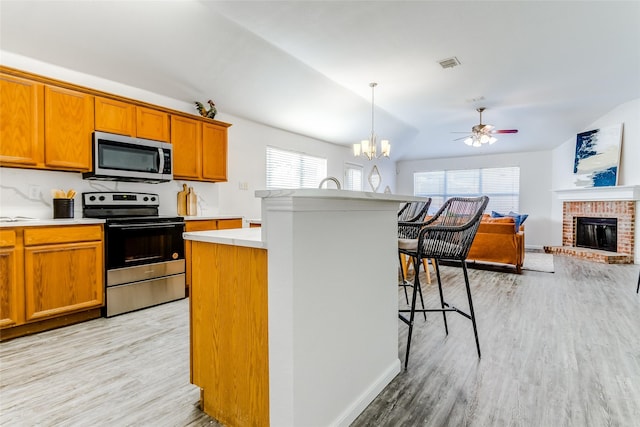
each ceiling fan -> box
[453,107,518,147]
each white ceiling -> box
[1,1,639,161]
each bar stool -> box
[398,196,489,369]
[397,199,431,313]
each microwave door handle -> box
[158,148,165,173]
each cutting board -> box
[177,184,188,216]
[187,187,197,216]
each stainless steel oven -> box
[83,192,185,317]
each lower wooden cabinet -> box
[184,218,243,289]
[0,225,104,341]
[0,229,22,328]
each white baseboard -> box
[333,358,401,427]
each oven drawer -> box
[105,273,185,317]
[107,259,185,286]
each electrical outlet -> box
[28,185,41,200]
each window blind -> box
[266,146,327,189]
[414,166,520,213]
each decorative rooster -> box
[195,99,217,119]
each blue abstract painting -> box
[573,123,623,187]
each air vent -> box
[438,57,461,69]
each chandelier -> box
[353,82,390,160]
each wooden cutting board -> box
[187,187,197,216]
[177,184,188,216]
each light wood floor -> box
[1,256,639,426]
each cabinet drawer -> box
[186,220,218,232]
[0,230,16,247]
[24,225,102,246]
[217,218,242,230]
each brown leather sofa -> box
[466,215,525,273]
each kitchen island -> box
[184,189,426,427]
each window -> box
[414,166,520,213]
[343,163,363,191]
[266,146,327,189]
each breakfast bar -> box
[184,189,426,426]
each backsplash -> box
[0,167,221,219]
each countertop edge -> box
[0,218,106,228]
[184,228,266,249]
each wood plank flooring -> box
[1,255,639,426]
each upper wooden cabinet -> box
[44,85,94,171]
[172,115,202,180]
[94,96,136,136]
[0,74,44,167]
[172,116,228,182]
[1,67,230,176]
[0,72,93,172]
[136,106,170,142]
[202,122,228,182]
[95,97,169,142]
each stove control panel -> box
[83,192,159,207]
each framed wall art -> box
[573,123,623,187]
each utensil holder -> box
[53,198,74,219]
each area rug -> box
[522,252,555,273]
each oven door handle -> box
[108,222,185,230]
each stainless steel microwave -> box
[83,131,173,183]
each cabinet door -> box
[24,240,103,321]
[136,106,169,142]
[0,74,44,167]
[202,122,228,182]
[95,96,136,136]
[44,85,94,171]
[0,230,23,328]
[184,220,218,288]
[171,116,202,180]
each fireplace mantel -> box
[553,185,640,202]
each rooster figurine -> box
[195,99,217,119]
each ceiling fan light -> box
[472,140,481,147]
[480,134,490,144]
[464,137,473,146]
[489,136,497,144]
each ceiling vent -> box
[438,57,461,69]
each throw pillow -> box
[491,210,528,231]
[508,211,529,231]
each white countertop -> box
[183,227,265,249]
[0,218,105,228]
[255,188,426,203]
[182,215,244,221]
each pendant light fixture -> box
[353,82,390,160]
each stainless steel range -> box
[83,191,185,317]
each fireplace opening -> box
[575,217,617,252]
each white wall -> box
[0,52,397,221]
[396,151,553,249]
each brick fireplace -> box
[545,186,640,264]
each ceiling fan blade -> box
[492,129,518,134]
[453,135,471,141]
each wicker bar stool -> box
[397,200,432,309]
[398,195,489,369]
